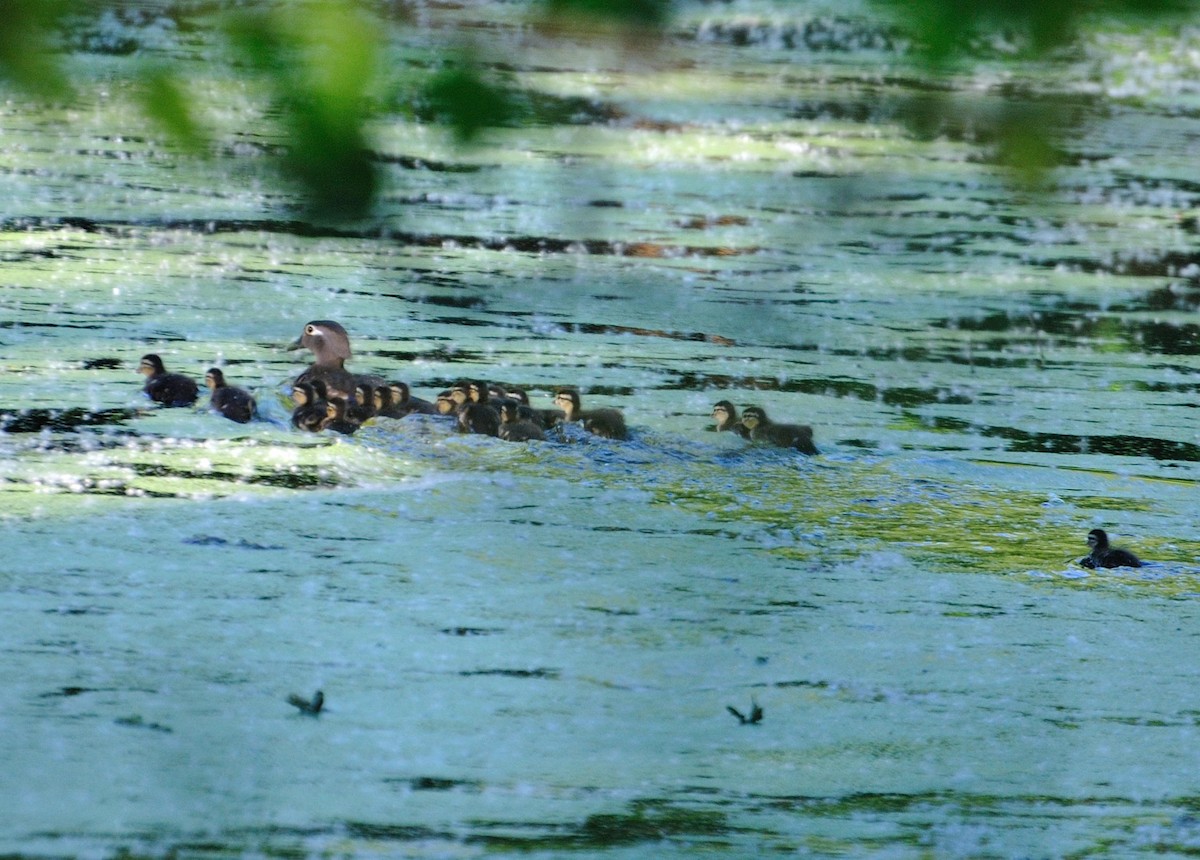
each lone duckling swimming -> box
[711,400,749,438]
[553,388,627,440]
[739,406,817,455]
[1080,528,1142,569]
[205,368,256,423]
[286,690,324,716]
[139,354,199,407]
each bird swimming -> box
[320,396,359,435]
[553,388,627,440]
[711,400,748,438]
[739,406,817,455]
[497,398,545,442]
[286,690,324,716]
[1080,528,1142,569]
[139,354,199,407]
[289,320,382,402]
[204,368,256,423]
[727,698,763,725]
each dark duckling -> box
[372,385,405,419]
[290,382,328,432]
[1080,528,1142,569]
[388,381,438,416]
[553,388,627,440]
[727,698,763,725]
[347,382,376,424]
[739,406,817,455]
[286,690,324,716]
[320,396,359,435]
[434,389,457,416]
[711,400,749,438]
[497,398,545,442]
[139,354,199,407]
[205,368,256,424]
[457,402,500,437]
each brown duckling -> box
[553,388,627,440]
[286,690,324,716]
[290,382,328,431]
[497,399,545,442]
[434,389,457,416]
[139,354,199,407]
[205,368,256,423]
[739,406,817,455]
[457,402,500,437]
[347,381,377,424]
[711,400,749,438]
[388,381,438,416]
[320,396,359,435]
[1080,528,1142,569]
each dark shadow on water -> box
[915,414,1200,462]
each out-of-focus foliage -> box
[0,0,1198,216]
[875,0,1198,66]
[418,62,518,144]
[0,0,68,96]
[539,0,674,30]
[225,1,380,218]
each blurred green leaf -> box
[0,0,69,97]
[139,67,207,154]
[540,0,673,28]
[224,0,380,219]
[420,64,519,144]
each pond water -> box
[3,2,1200,857]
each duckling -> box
[739,406,817,455]
[434,389,457,416]
[289,320,383,402]
[290,382,328,431]
[727,698,763,725]
[286,690,324,716]
[320,396,359,435]
[457,402,500,437]
[388,381,438,416]
[1080,528,1142,569]
[553,388,627,440]
[139,354,199,407]
[347,381,376,424]
[497,398,545,442]
[205,368,256,423]
[711,400,749,438]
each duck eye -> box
[305,324,317,335]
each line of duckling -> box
[140,321,1148,568]
[138,319,811,450]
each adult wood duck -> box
[289,320,382,401]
